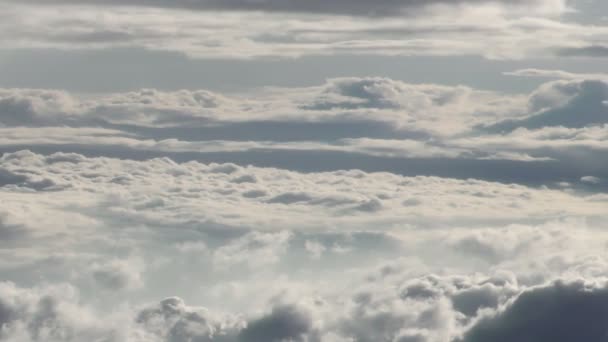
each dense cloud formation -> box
[1,77,607,188]
[462,280,608,342]
[1,147,608,340]
[2,0,608,339]
[0,0,598,59]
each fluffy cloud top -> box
[2,1,608,340]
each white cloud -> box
[0,0,602,59]
[581,176,601,184]
[1,72,608,341]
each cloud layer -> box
[7,0,569,16]
[3,0,608,340]
[1,76,607,189]
[0,0,603,59]
[2,19,608,338]
[1,144,608,340]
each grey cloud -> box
[482,79,608,132]
[556,45,608,58]
[462,280,608,342]
[136,299,315,342]
[504,68,608,80]
[90,260,142,291]
[239,305,314,342]
[11,0,561,16]
[0,283,111,342]
[302,77,406,110]
[0,89,77,127]
[401,279,442,300]
[0,168,57,191]
[0,214,27,242]
[242,190,268,198]
[350,198,384,213]
[451,284,502,316]
[267,192,314,205]
[231,174,258,184]
[135,297,242,342]
[5,142,608,193]
[0,1,589,60]
[0,168,28,187]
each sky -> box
[1,0,608,341]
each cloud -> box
[504,68,608,80]
[0,89,78,127]
[1,221,608,341]
[0,282,116,342]
[0,213,27,241]
[9,0,568,17]
[0,0,597,59]
[461,280,608,342]
[483,79,608,132]
[4,78,608,190]
[0,167,57,191]
[90,258,144,291]
[239,305,314,342]
[0,77,524,140]
[135,297,243,342]
[3,150,605,233]
[556,45,608,58]
[2,75,608,342]
[213,232,292,270]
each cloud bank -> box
[0,0,601,59]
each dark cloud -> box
[401,279,442,300]
[11,0,552,16]
[483,79,608,132]
[451,285,502,316]
[0,299,17,328]
[0,168,57,191]
[239,305,314,342]
[0,168,28,187]
[462,280,608,342]
[136,299,314,342]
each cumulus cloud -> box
[4,77,608,190]
[461,280,608,342]
[2,68,608,342]
[0,282,118,342]
[482,79,608,132]
[134,297,244,342]
[0,89,78,127]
